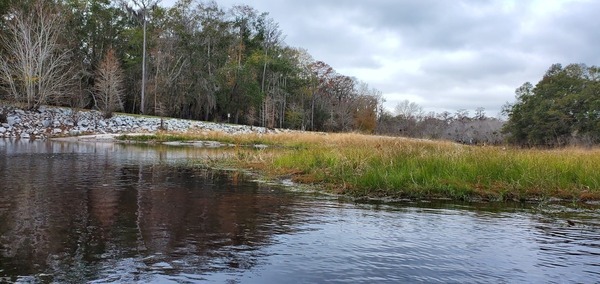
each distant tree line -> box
[0,0,382,132]
[379,62,600,147]
[377,100,505,145]
[503,63,600,147]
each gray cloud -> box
[164,0,600,116]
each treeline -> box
[502,63,600,147]
[377,100,505,145]
[2,1,598,147]
[379,63,600,147]
[0,0,381,132]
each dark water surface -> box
[1,140,599,283]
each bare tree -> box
[150,35,187,116]
[394,99,423,120]
[474,107,486,120]
[94,48,124,118]
[245,106,257,129]
[0,1,74,109]
[260,17,283,94]
[293,48,316,130]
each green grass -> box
[259,133,599,202]
[121,131,600,202]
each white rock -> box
[0,104,277,140]
[0,127,5,133]
[20,133,30,139]
[114,117,124,126]
[7,116,20,126]
[79,120,90,127]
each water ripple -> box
[1,140,599,283]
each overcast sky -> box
[163,0,600,117]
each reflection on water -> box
[0,140,599,283]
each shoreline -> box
[0,104,290,141]
[3,104,599,204]
[50,133,152,142]
[114,132,600,204]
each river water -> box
[0,140,599,283]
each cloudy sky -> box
[164,0,600,117]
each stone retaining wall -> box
[0,105,281,140]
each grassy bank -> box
[121,131,600,202]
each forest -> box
[0,0,383,133]
[0,0,597,146]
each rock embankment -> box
[0,105,281,140]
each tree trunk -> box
[141,13,147,114]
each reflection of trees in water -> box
[0,146,128,282]
[0,149,300,282]
[135,166,298,271]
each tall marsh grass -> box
[124,131,600,201]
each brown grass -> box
[124,131,600,202]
